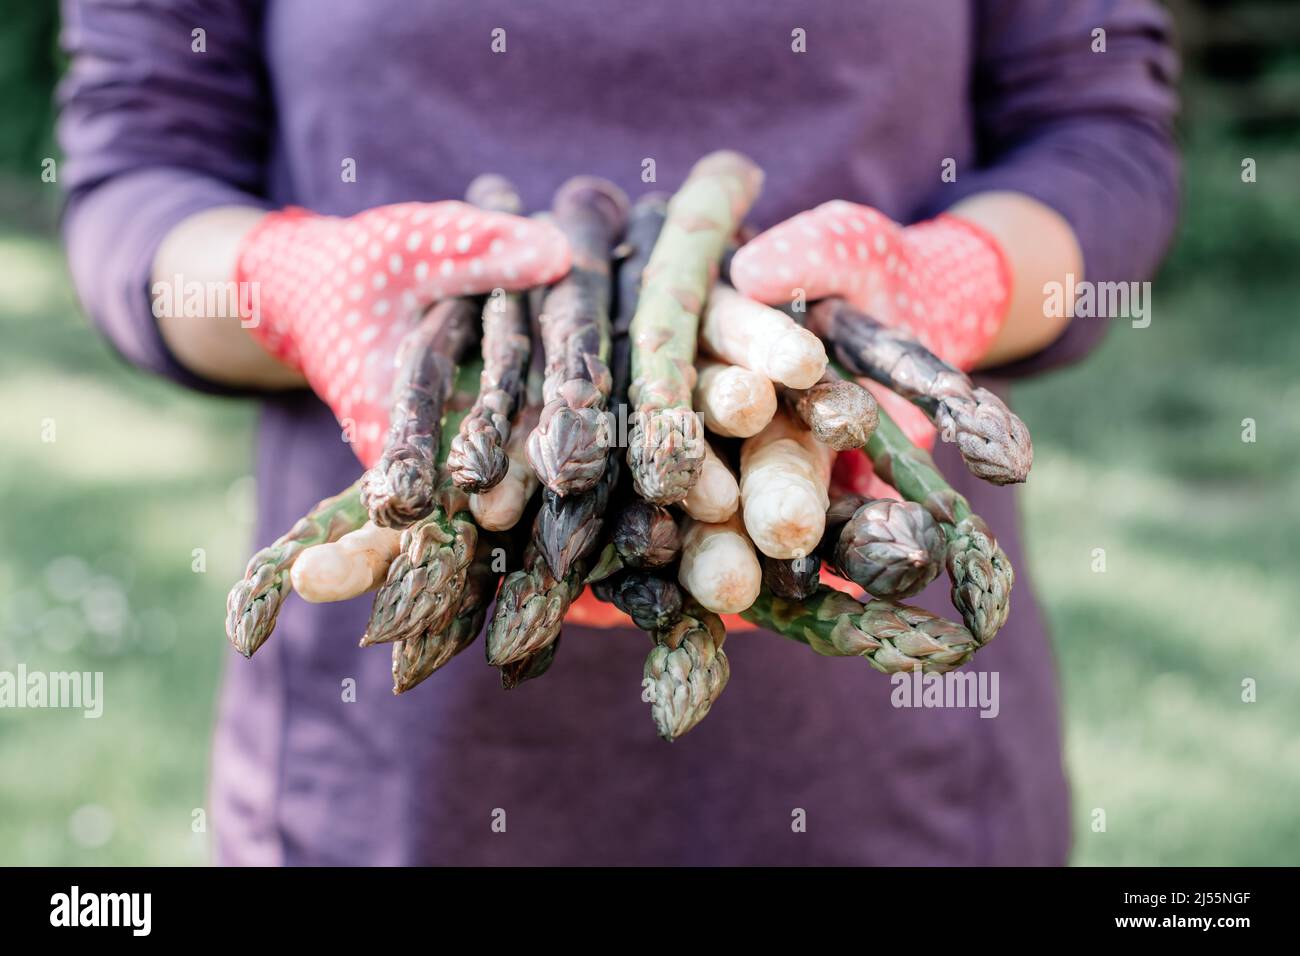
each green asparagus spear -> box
[361,298,480,527]
[857,386,1014,643]
[225,481,368,658]
[446,289,529,492]
[391,534,501,693]
[445,175,531,493]
[810,298,1032,484]
[643,600,730,741]
[627,151,764,504]
[742,588,979,673]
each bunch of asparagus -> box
[225,153,1033,742]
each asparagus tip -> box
[446,424,511,493]
[946,516,1014,643]
[939,388,1034,485]
[627,408,705,504]
[225,570,285,659]
[361,457,437,528]
[526,403,610,497]
[643,606,730,741]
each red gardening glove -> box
[235,202,570,467]
[730,201,1012,373]
[732,201,1011,498]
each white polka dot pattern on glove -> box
[236,202,570,467]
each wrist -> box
[151,205,307,389]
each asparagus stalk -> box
[362,365,483,645]
[612,194,668,405]
[701,283,826,388]
[781,369,878,451]
[433,175,530,493]
[470,324,544,531]
[860,392,1014,643]
[526,176,628,496]
[361,297,480,527]
[627,151,763,504]
[225,481,367,658]
[743,588,979,673]
[826,497,944,600]
[391,534,501,693]
[446,290,530,492]
[589,196,668,590]
[611,500,681,570]
[643,600,731,741]
[499,638,561,690]
[762,554,821,601]
[809,298,1033,484]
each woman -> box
[59,0,1178,865]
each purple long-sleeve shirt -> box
[58,0,1178,865]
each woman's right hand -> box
[235,201,570,467]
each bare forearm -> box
[152,206,307,388]
[948,192,1084,369]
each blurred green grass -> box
[0,215,256,865]
[1,128,1298,864]
[1014,135,1300,864]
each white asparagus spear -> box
[739,411,833,559]
[291,523,402,603]
[700,284,827,388]
[680,440,739,523]
[693,358,777,438]
[471,433,538,532]
[470,455,535,531]
[678,515,762,615]
[471,388,541,531]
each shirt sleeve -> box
[929,0,1181,378]
[57,0,274,393]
